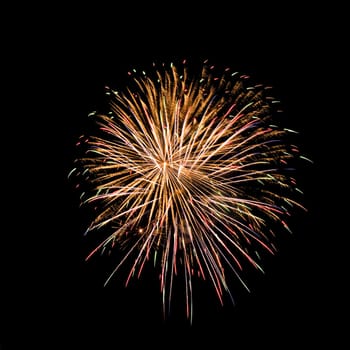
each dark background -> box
[4,3,345,349]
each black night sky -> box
[4,3,345,349]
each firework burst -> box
[70,60,309,322]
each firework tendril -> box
[70,60,310,322]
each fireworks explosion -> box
[69,60,310,322]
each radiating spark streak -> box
[299,155,314,163]
[72,60,309,322]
